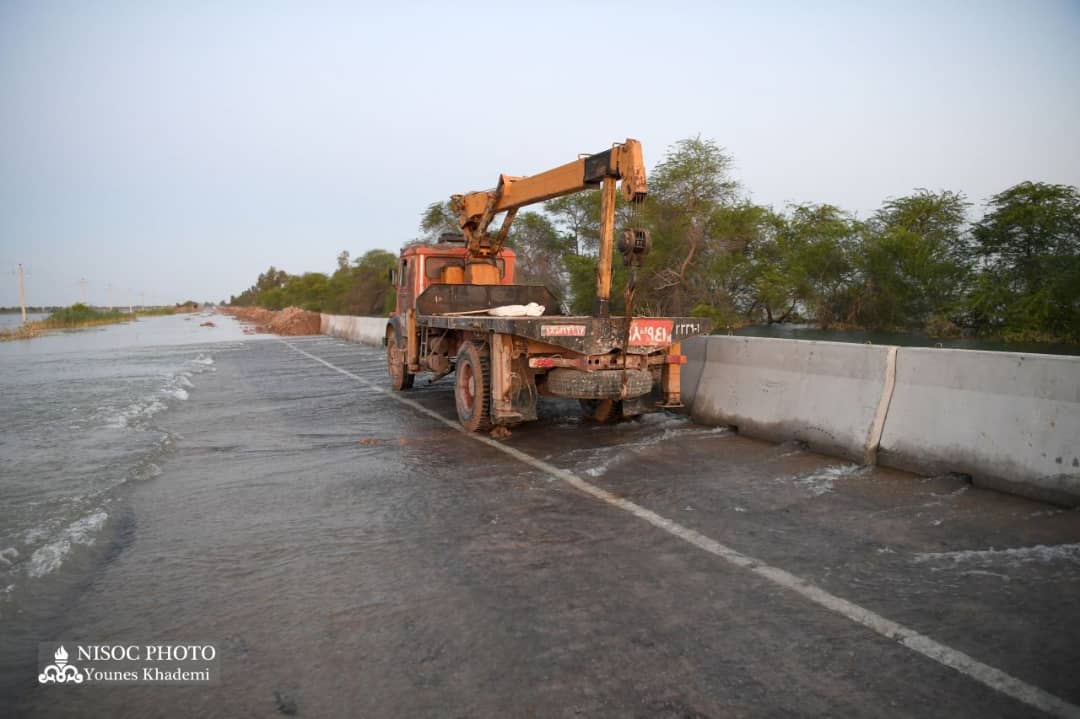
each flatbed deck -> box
[417,313,710,354]
[412,282,709,353]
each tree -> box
[505,212,573,299]
[639,136,740,315]
[257,266,290,293]
[784,204,860,327]
[691,202,775,327]
[855,190,971,331]
[278,272,329,311]
[346,249,397,315]
[967,182,1080,340]
[228,266,291,306]
[563,254,598,315]
[545,191,602,255]
[419,200,460,241]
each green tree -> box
[691,202,775,327]
[544,183,634,312]
[545,191,602,255]
[347,249,398,315]
[564,254,598,315]
[856,190,971,331]
[726,204,860,326]
[639,136,740,315]
[506,211,573,297]
[967,182,1080,340]
[564,254,630,316]
[229,266,292,306]
[786,204,861,327]
[280,272,329,311]
[419,200,460,241]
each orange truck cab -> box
[392,235,517,317]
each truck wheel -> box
[455,342,491,432]
[386,328,413,391]
[579,399,622,423]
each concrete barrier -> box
[878,347,1080,506]
[320,316,1080,506]
[320,314,386,347]
[680,336,708,408]
[689,336,895,464]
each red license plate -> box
[628,319,673,346]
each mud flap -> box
[489,333,538,425]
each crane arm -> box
[451,139,647,257]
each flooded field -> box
[0,312,47,330]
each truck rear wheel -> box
[579,399,622,423]
[455,342,491,432]
[386,327,413,391]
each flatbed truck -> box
[385,139,711,431]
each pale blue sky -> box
[2,1,1078,306]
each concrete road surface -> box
[18,336,1080,718]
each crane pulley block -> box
[618,229,652,267]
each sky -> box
[1,0,1078,307]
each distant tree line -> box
[231,136,1079,342]
[228,249,397,315]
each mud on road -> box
[17,336,1080,718]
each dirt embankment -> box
[220,306,322,336]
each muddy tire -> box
[455,341,491,432]
[579,399,622,423]
[386,327,413,391]
[543,368,652,400]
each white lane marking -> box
[284,340,1080,719]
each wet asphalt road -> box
[17,336,1080,718]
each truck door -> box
[396,257,413,313]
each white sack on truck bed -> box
[488,303,545,317]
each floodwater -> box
[3,319,1079,717]
[734,323,1080,356]
[0,312,48,329]
[0,313,272,702]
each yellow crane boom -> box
[450,138,648,316]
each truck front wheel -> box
[386,327,413,391]
[455,342,491,432]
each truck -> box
[385,138,711,431]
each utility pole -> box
[128,289,133,314]
[107,283,113,311]
[18,263,27,323]
[79,278,88,304]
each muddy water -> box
[5,333,753,716]
[0,313,48,330]
[6,332,1080,717]
[0,314,272,702]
